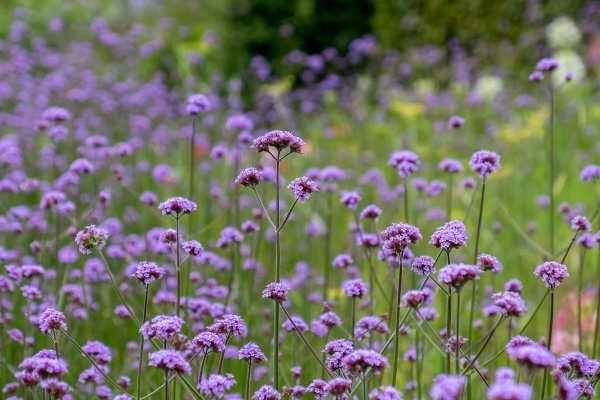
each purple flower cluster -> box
[140,315,185,342]
[429,220,468,251]
[389,150,420,178]
[236,167,263,187]
[470,150,501,178]
[380,222,422,254]
[75,225,109,254]
[430,374,466,400]
[252,385,281,400]
[131,261,165,286]
[38,308,67,334]
[262,282,289,302]
[288,176,319,202]
[401,290,428,308]
[158,197,197,217]
[252,130,304,153]
[342,279,368,298]
[412,256,436,275]
[186,93,211,115]
[491,291,527,317]
[148,349,191,374]
[238,342,267,364]
[200,373,236,398]
[506,336,555,369]
[534,261,569,288]
[342,349,389,375]
[476,253,502,272]
[438,263,481,288]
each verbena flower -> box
[401,290,428,308]
[570,215,591,231]
[332,254,353,268]
[430,374,466,400]
[140,315,185,342]
[438,158,463,173]
[534,261,569,288]
[182,240,203,256]
[477,253,502,272]
[342,349,388,375]
[208,314,247,337]
[191,331,226,354]
[158,197,197,217]
[81,341,112,364]
[486,379,532,400]
[412,256,436,275]
[324,378,351,396]
[470,150,501,178]
[288,177,319,202]
[262,282,289,302]
[342,279,368,298]
[306,379,327,400]
[506,339,555,369]
[360,204,382,220]
[131,261,165,286]
[580,165,600,181]
[536,58,560,72]
[252,385,281,400]
[491,291,527,317]
[238,342,267,364]
[388,150,420,178]
[236,167,263,188]
[252,130,304,153]
[38,308,67,334]
[75,225,109,254]
[186,93,211,115]
[340,190,362,209]
[438,264,481,288]
[380,222,422,254]
[369,385,403,400]
[429,220,468,251]
[200,373,236,398]
[148,350,190,374]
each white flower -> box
[546,17,581,49]
[474,75,503,102]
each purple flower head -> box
[342,279,368,298]
[570,216,591,231]
[401,290,428,308]
[288,177,318,202]
[148,350,191,374]
[319,311,342,328]
[252,130,304,153]
[216,227,244,248]
[208,314,247,337]
[438,264,481,289]
[226,114,254,131]
[38,308,67,334]
[40,378,72,398]
[429,220,468,251]
[557,352,589,376]
[470,150,501,178]
[191,331,226,353]
[389,150,420,178]
[332,254,354,268]
[252,385,281,400]
[487,380,532,400]
[186,93,211,115]
[412,256,436,275]
[573,378,595,398]
[477,253,502,272]
[430,374,466,400]
[132,261,165,286]
[75,225,109,255]
[343,349,389,375]
[360,204,382,220]
[565,71,574,82]
[158,197,197,217]
[507,341,555,369]
[140,315,185,342]
[438,158,463,173]
[69,158,94,175]
[505,279,523,293]
[369,386,403,400]
[340,191,362,209]
[306,379,327,400]
[447,116,465,130]
[42,107,72,122]
[536,58,560,72]
[534,261,569,288]
[235,168,263,188]
[282,315,308,332]
[381,222,422,254]
[182,240,203,256]
[528,71,544,82]
[491,291,527,317]
[238,342,267,364]
[324,378,351,395]
[81,341,112,364]
[262,282,289,302]
[200,373,236,398]
[580,165,600,182]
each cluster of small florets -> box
[238,342,268,364]
[200,373,236,397]
[324,377,351,395]
[208,314,248,337]
[580,164,600,181]
[570,215,591,231]
[470,150,501,178]
[236,167,263,187]
[158,196,197,217]
[148,349,191,375]
[38,308,67,334]
[75,225,109,254]
[16,350,69,387]
[360,204,382,220]
[81,341,112,364]
[342,279,368,298]
[131,261,166,286]
[438,158,463,173]
[477,253,502,272]
[388,150,420,178]
[191,331,226,354]
[216,227,244,248]
[411,255,436,275]
[42,106,72,122]
[340,190,362,209]
[186,93,211,115]
[342,349,389,375]
[438,263,481,288]
[506,336,556,369]
[140,315,185,342]
[288,176,319,202]
[261,282,290,302]
[491,291,527,317]
[252,385,281,400]
[534,261,569,288]
[486,368,532,400]
[401,289,428,308]
[380,222,422,254]
[332,253,353,268]
[429,220,468,251]
[430,374,467,400]
[252,130,304,153]
[182,240,203,256]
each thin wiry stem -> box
[274,151,281,390]
[251,187,277,230]
[175,216,181,317]
[540,289,555,400]
[468,177,486,343]
[391,251,404,387]
[136,286,149,400]
[593,250,600,359]
[548,76,555,255]
[97,249,140,326]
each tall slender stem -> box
[592,250,600,359]
[362,371,367,400]
[403,177,409,223]
[578,249,586,352]
[188,117,196,203]
[175,217,181,317]
[415,326,422,400]
[97,250,140,326]
[462,316,505,374]
[245,363,253,400]
[273,153,281,390]
[391,252,404,386]
[455,289,461,374]
[447,173,453,219]
[468,177,486,343]
[446,285,452,374]
[548,78,555,255]
[323,191,333,300]
[351,298,357,345]
[164,371,170,400]
[540,289,555,400]
[136,286,149,400]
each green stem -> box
[323,191,333,300]
[456,289,461,374]
[462,316,505,374]
[447,173,453,219]
[245,363,253,400]
[415,326,422,400]
[548,77,555,255]
[351,297,357,345]
[540,289,555,400]
[97,249,140,326]
[403,177,409,222]
[175,217,181,317]
[274,153,281,390]
[164,371,170,400]
[593,250,600,359]
[469,177,486,343]
[136,286,149,400]
[578,249,586,353]
[391,252,404,386]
